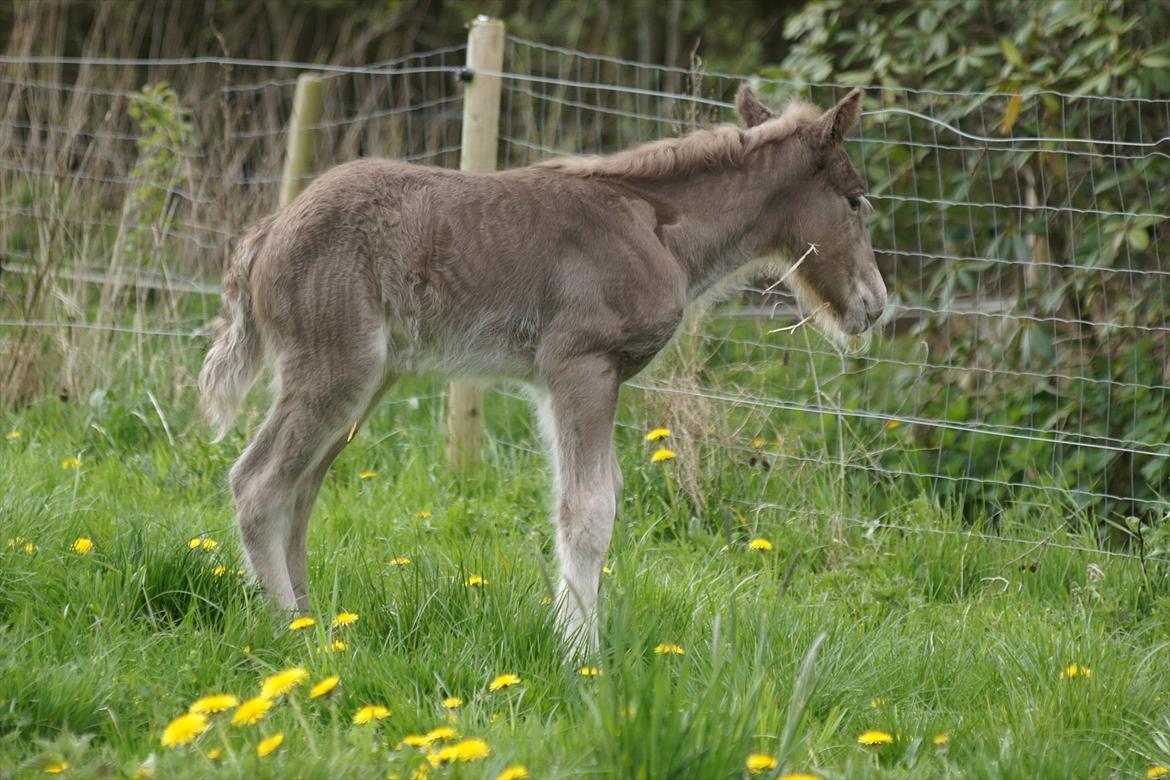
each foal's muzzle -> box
[843,277,888,334]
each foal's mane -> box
[534,101,821,179]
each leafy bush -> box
[760,0,1170,522]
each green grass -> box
[2,374,1169,779]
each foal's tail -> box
[199,216,275,441]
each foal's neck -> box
[613,151,792,302]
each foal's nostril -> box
[858,291,880,326]
[862,283,888,327]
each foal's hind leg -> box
[542,354,621,656]
[285,377,395,610]
[230,346,387,611]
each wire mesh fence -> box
[493,35,1170,536]
[2,35,1167,548]
[0,45,465,399]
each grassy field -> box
[2,368,1170,779]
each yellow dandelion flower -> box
[443,696,462,709]
[654,643,685,655]
[359,470,377,479]
[236,568,246,576]
[260,667,308,699]
[750,437,768,449]
[309,675,340,699]
[489,673,521,691]
[869,698,886,709]
[212,565,227,577]
[1148,766,1170,779]
[415,510,432,519]
[857,730,894,746]
[161,712,209,747]
[497,767,529,780]
[188,537,203,550]
[189,694,240,715]
[602,565,613,574]
[885,419,902,431]
[44,762,69,774]
[332,611,359,627]
[650,448,676,463]
[242,645,251,654]
[201,538,218,551]
[579,666,601,677]
[390,557,412,566]
[448,738,490,762]
[61,456,81,470]
[932,734,950,746]
[206,747,222,760]
[465,575,488,587]
[71,537,93,555]
[425,726,457,743]
[5,430,20,441]
[745,754,778,774]
[779,774,821,780]
[329,639,347,652]
[257,733,284,757]
[232,696,272,726]
[540,595,552,605]
[748,538,773,551]
[352,704,390,724]
[1060,663,1092,680]
[288,617,316,631]
[402,734,429,748]
[645,427,671,441]
[23,542,36,554]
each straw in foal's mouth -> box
[769,301,829,335]
[761,242,819,296]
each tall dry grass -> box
[1,2,465,407]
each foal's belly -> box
[392,313,539,382]
[410,344,536,382]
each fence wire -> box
[2,38,1167,551]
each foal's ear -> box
[815,87,864,149]
[736,85,777,128]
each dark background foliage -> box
[0,0,801,75]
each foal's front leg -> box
[544,355,621,656]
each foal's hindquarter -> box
[205,87,881,652]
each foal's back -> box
[250,158,684,380]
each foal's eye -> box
[847,194,862,212]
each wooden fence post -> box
[279,73,324,207]
[447,16,505,474]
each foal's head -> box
[738,86,887,338]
